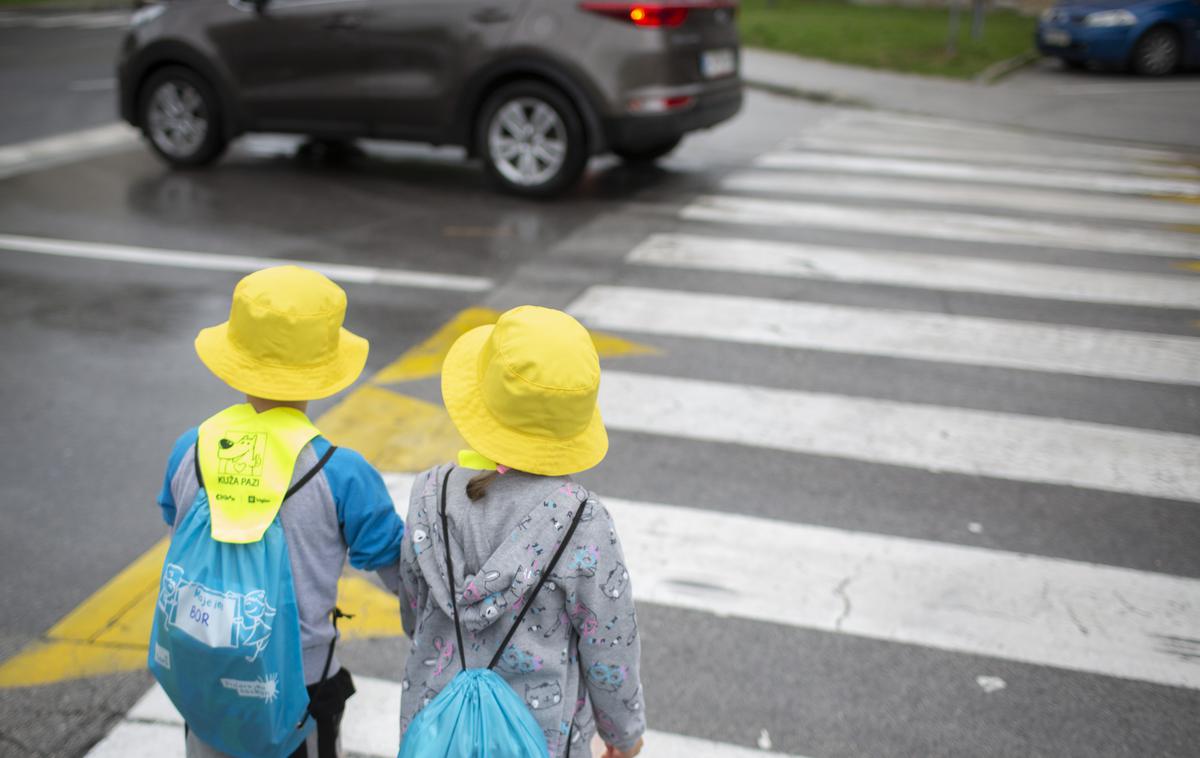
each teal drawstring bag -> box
[398,468,585,758]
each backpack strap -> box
[439,467,469,672]
[487,486,587,671]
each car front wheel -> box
[477,81,587,198]
[139,66,228,167]
[1130,27,1181,76]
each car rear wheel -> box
[139,66,227,167]
[1130,27,1181,76]
[477,81,587,198]
[613,137,682,164]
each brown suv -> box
[117,0,742,196]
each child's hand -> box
[602,737,644,758]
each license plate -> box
[701,48,737,79]
[1042,29,1071,47]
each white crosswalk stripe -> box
[680,195,1200,257]
[594,371,1200,503]
[85,676,810,758]
[392,475,1200,691]
[570,286,1200,385]
[756,151,1200,197]
[627,233,1200,309]
[720,171,1200,225]
[778,137,1200,179]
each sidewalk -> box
[741,47,1200,151]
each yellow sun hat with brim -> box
[441,305,608,477]
[194,265,369,401]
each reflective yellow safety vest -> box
[197,404,321,544]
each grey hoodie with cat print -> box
[396,464,645,756]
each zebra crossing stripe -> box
[0,123,138,180]
[679,196,1200,258]
[627,233,1200,310]
[568,285,1200,385]
[85,677,812,758]
[755,152,1200,197]
[379,475,1200,690]
[720,171,1200,226]
[594,371,1200,503]
[778,138,1200,179]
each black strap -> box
[439,467,469,672]
[296,607,354,730]
[488,490,586,670]
[436,465,587,675]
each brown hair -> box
[466,470,500,501]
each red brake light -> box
[581,3,692,27]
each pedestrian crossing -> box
[84,109,1200,756]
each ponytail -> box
[466,470,499,501]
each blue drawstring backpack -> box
[148,443,337,758]
[399,468,586,758]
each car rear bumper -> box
[1036,24,1137,63]
[603,79,742,150]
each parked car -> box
[117,0,743,196]
[1036,0,1200,75]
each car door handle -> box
[471,7,512,24]
[322,13,361,31]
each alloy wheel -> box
[147,80,209,159]
[487,97,568,188]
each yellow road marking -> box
[371,307,658,386]
[1170,224,1200,235]
[372,307,500,385]
[0,544,402,688]
[1153,194,1200,205]
[318,387,466,472]
[1173,262,1200,273]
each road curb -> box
[975,50,1043,85]
[743,78,873,110]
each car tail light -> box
[628,95,694,113]
[580,3,692,27]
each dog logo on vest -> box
[217,432,265,477]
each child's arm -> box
[323,446,406,592]
[561,496,646,754]
[157,428,198,529]
[395,469,432,636]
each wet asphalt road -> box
[3,11,1200,758]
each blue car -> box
[1037,0,1200,74]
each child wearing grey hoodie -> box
[395,305,645,758]
[397,466,644,757]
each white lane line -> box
[569,286,1200,386]
[597,371,1200,503]
[382,475,1200,691]
[626,233,1200,310]
[0,234,493,292]
[0,123,139,180]
[755,152,1200,197]
[680,196,1200,259]
[720,171,1200,226]
[0,11,130,29]
[779,138,1200,179]
[88,678,811,758]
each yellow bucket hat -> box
[441,305,608,477]
[194,266,369,401]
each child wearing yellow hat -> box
[396,306,646,758]
[152,266,406,758]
